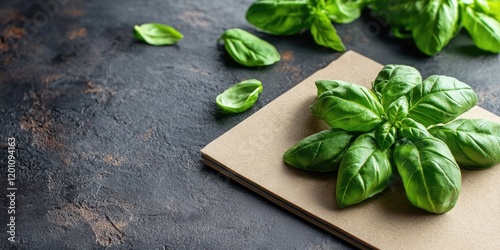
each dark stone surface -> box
[0,0,498,249]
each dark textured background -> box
[0,0,499,249]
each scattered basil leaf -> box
[134,23,183,46]
[394,136,461,214]
[216,79,263,113]
[246,0,312,35]
[429,119,500,169]
[412,0,460,55]
[310,12,347,51]
[336,133,393,208]
[218,28,281,67]
[283,129,355,172]
[310,84,384,132]
[315,80,352,96]
[407,75,477,127]
[462,6,500,53]
[375,122,396,150]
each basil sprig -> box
[134,23,183,46]
[246,0,361,51]
[369,0,500,55]
[216,79,263,113]
[218,28,281,67]
[284,64,500,213]
[245,0,500,55]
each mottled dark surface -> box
[0,0,498,249]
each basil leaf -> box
[310,12,347,51]
[283,129,355,172]
[134,23,183,46]
[324,0,366,24]
[412,0,460,55]
[375,122,396,150]
[394,136,461,213]
[369,0,424,27]
[372,64,421,110]
[429,119,500,169]
[397,118,431,140]
[487,0,500,21]
[336,133,393,208]
[310,84,384,132]
[386,96,409,124]
[216,79,263,113]
[407,75,477,127]
[219,28,281,67]
[315,80,352,96]
[462,6,500,53]
[246,0,312,35]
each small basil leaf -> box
[462,6,500,53]
[429,119,500,169]
[393,136,461,214]
[134,23,183,46]
[336,133,392,208]
[310,84,384,132]
[216,79,263,113]
[283,129,355,172]
[245,0,312,35]
[386,96,409,124]
[398,118,431,140]
[375,122,396,150]
[315,80,352,96]
[324,0,366,24]
[412,0,460,55]
[310,12,346,51]
[407,75,477,127]
[372,64,421,110]
[219,28,281,67]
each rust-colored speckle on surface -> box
[47,204,125,247]
[85,82,104,94]
[141,127,155,141]
[103,154,125,167]
[84,82,116,103]
[20,90,72,166]
[0,39,8,52]
[42,74,64,84]
[281,51,294,62]
[180,10,211,27]
[68,27,87,40]
[3,26,24,40]
[62,9,85,17]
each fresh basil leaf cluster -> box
[218,28,281,67]
[245,0,500,55]
[134,23,183,46]
[216,79,264,113]
[369,0,500,55]
[246,0,368,51]
[283,64,500,213]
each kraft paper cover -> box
[201,51,500,249]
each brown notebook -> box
[201,51,500,249]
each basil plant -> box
[283,64,500,213]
